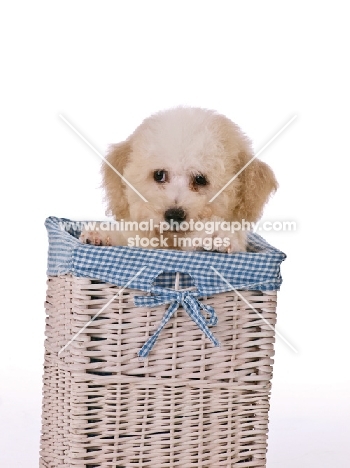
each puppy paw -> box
[79,230,112,246]
[189,230,246,253]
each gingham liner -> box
[46,216,286,294]
[46,216,286,356]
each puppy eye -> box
[153,170,168,183]
[193,174,208,186]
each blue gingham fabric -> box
[135,287,219,358]
[46,216,286,356]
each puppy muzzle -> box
[164,207,186,225]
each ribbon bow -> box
[134,287,219,358]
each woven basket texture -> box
[40,274,277,468]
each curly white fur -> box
[81,107,277,252]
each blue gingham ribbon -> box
[134,287,220,358]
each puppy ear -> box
[101,140,131,218]
[234,152,278,222]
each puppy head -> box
[102,107,277,227]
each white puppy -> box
[80,107,277,252]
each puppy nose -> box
[164,207,186,223]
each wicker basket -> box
[40,217,285,468]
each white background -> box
[1,2,349,467]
